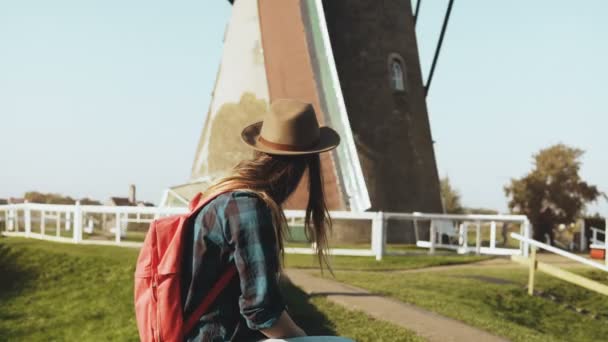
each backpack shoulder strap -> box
[182,264,238,336]
[181,190,239,337]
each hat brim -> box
[241,121,340,156]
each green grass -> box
[286,242,431,254]
[325,267,608,342]
[0,237,423,341]
[285,253,490,271]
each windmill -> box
[168,0,456,232]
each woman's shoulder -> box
[202,191,268,215]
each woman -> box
[181,99,340,341]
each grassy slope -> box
[328,267,608,342]
[0,237,422,342]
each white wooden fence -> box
[1,202,531,260]
[511,233,608,296]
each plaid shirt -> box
[181,191,285,342]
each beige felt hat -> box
[241,99,340,155]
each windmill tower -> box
[170,0,453,226]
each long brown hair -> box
[203,152,332,270]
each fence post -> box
[490,221,496,249]
[65,211,71,231]
[429,220,436,255]
[475,221,481,255]
[115,212,121,244]
[528,246,537,296]
[73,201,82,243]
[520,220,531,257]
[605,218,607,266]
[458,223,468,254]
[579,219,587,252]
[56,211,61,237]
[371,212,385,261]
[7,209,13,231]
[41,211,46,235]
[24,201,32,237]
[2,210,5,232]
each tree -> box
[25,191,75,204]
[24,192,101,205]
[440,176,464,214]
[504,144,604,244]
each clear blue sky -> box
[0,0,606,216]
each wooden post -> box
[522,220,531,257]
[475,221,481,255]
[528,246,537,295]
[429,220,436,255]
[463,223,468,251]
[371,212,385,261]
[6,210,12,231]
[73,201,82,243]
[605,218,607,266]
[65,211,71,231]
[24,201,31,237]
[41,211,46,235]
[579,219,586,252]
[490,221,496,249]
[56,211,61,237]
[115,212,121,244]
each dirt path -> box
[285,268,509,342]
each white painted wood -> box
[73,201,82,243]
[512,254,608,296]
[5,210,12,231]
[475,221,481,255]
[41,211,46,235]
[55,211,61,237]
[429,220,436,255]
[490,221,496,249]
[522,220,531,257]
[24,201,31,237]
[511,233,608,272]
[115,212,121,243]
[370,212,385,261]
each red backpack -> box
[134,192,237,342]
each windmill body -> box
[170,0,443,232]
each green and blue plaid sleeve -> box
[223,192,285,330]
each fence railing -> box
[510,233,608,297]
[394,212,530,257]
[1,202,530,260]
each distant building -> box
[105,185,153,206]
[102,185,153,232]
[107,197,133,206]
[137,201,155,207]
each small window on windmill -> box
[388,54,407,92]
[390,59,405,91]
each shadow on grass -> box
[280,280,337,336]
[0,241,38,338]
[0,242,36,301]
